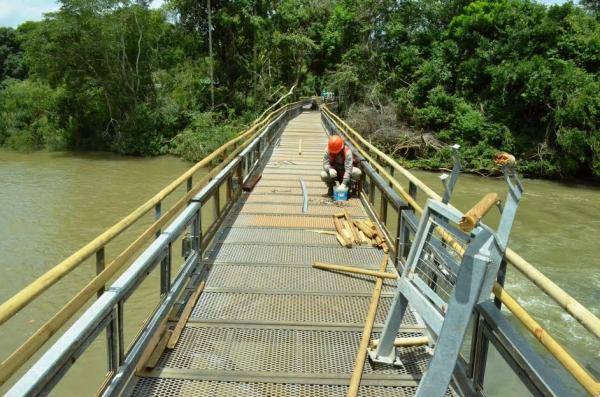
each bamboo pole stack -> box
[332,213,389,253]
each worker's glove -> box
[340,182,348,190]
[328,169,337,179]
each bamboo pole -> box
[333,215,352,247]
[355,220,375,239]
[0,151,240,385]
[0,101,305,328]
[493,283,600,396]
[323,105,600,341]
[348,254,388,397]
[0,102,309,384]
[323,105,600,393]
[505,251,600,340]
[459,193,500,232]
[312,262,397,280]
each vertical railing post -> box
[187,176,193,192]
[213,188,221,225]
[394,206,403,271]
[154,202,162,238]
[400,181,417,259]
[106,308,119,373]
[117,301,124,365]
[193,208,202,255]
[471,256,508,389]
[380,194,388,228]
[96,247,105,297]
[369,175,376,204]
[161,244,171,296]
[470,312,489,388]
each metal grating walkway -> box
[130,111,453,396]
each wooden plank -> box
[167,281,206,349]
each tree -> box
[0,28,27,83]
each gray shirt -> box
[323,147,353,185]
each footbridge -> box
[0,100,598,397]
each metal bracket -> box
[441,144,461,204]
[495,163,525,250]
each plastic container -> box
[333,184,349,201]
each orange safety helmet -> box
[327,136,344,154]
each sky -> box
[0,0,165,28]
[0,0,572,29]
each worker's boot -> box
[327,184,334,197]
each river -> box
[0,151,598,396]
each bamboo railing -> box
[0,99,308,386]
[321,104,600,396]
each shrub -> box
[0,79,67,150]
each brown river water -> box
[0,150,598,396]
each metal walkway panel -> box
[215,227,364,247]
[131,110,435,397]
[131,378,450,397]
[235,202,367,217]
[222,214,336,229]
[205,243,386,267]
[204,264,396,294]
[250,186,328,195]
[241,194,363,208]
[188,293,416,325]
[156,326,427,376]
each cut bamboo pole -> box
[342,219,358,244]
[313,262,397,280]
[355,221,375,239]
[371,336,429,348]
[333,216,352,247]
[358,230,368,244]
[344,210,361,244]
[167,281,206,349]
[336,233,350,248]
[348,254,389,397]
[459,193,500,232]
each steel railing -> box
[320,104,600,397]
[0,99,310,396]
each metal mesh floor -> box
[131,378,457,397]
[216,227,368,247]
[130,110,439,397]
[158,326,427,375]
[222,214,336,229]
[205,243,386,267]
[189,292,418,326]
[235,202,367,217]
[205,264,396,293]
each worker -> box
[321,135,361,196]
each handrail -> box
[321,105,600,396]
[3,99,308,395]
[0,100,303,328]
[321,105,600,340]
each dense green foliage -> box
[0,0,598,178]
[325,0,600,178]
